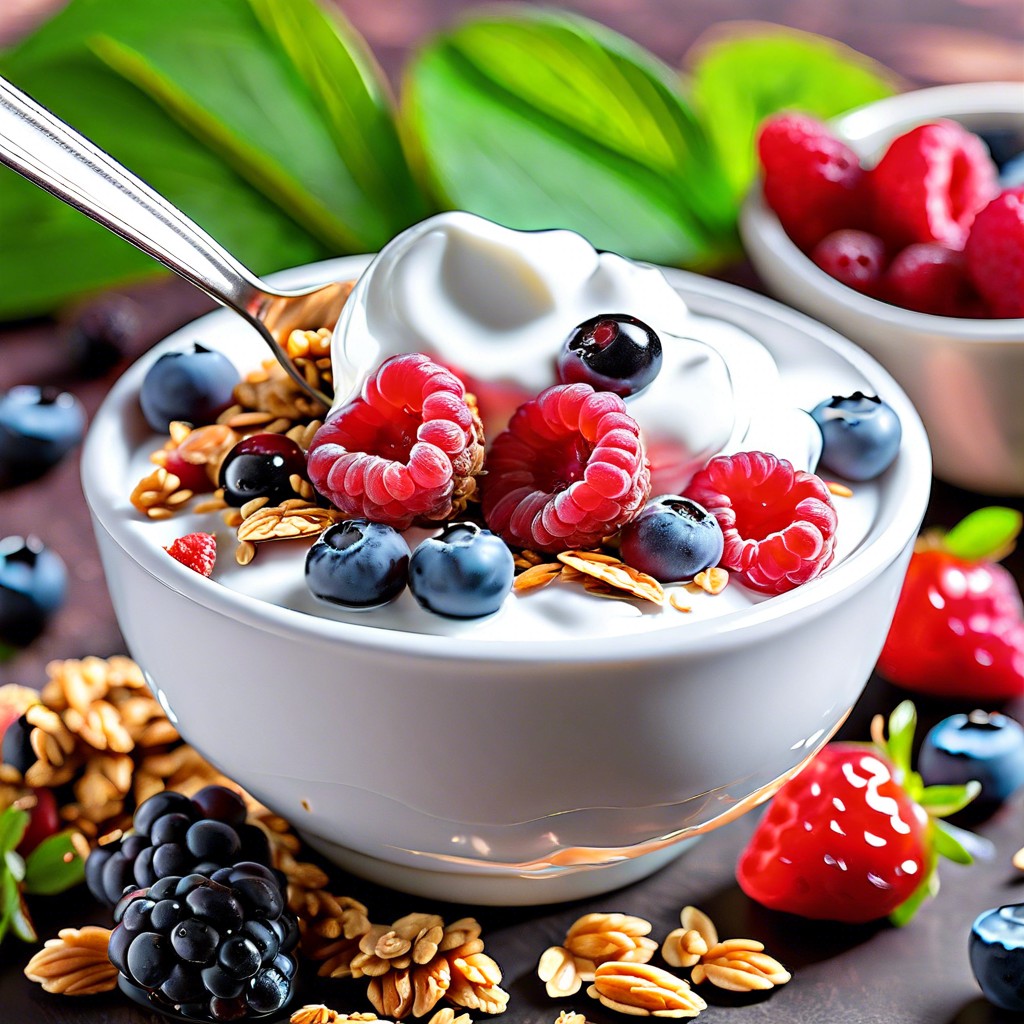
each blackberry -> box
[86,786,275,906]
[110,871,297,1021]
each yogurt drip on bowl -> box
[330,212,822,494]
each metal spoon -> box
[0,74,345,407]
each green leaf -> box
[24,831,86,896]
[920,781,981,818]
[932,820,975,865]
[687,23,899,200]
[404,8,736,268]
[943,507,1022,562]
[888,863,939,927]
[885,700,917,782]
[5,850,26,884]
[0,867,36,945]
[0,807,29,856]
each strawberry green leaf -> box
[23,831,86,896]
[0,807,29,856]
[931,820,975,865]
[884,700,917,781]
[919,781,981,818]
[888,859,939,927]
[686,23,899,201]
[0,867,36,945]
[943,506,1022,562]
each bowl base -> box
[298,831,698,906]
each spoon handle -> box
[0,74,269,317]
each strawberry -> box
[737,702,981,925]
[877,507,1024,699]
[164,532,217,577]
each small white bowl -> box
[82,257,931,906]
[740,82,1024,496]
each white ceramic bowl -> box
[82,257,931,905]
[740,82,1024,496]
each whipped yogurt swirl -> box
[330,213,820,493]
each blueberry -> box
[305,519,410,610]
[810,392,901,481]
[191,785,247,828]
[65,296,140,377]
[218,433,307,508]
[920,710,1024,809]
[0,385,86,487]
[246,965,291,1013]
[134,790,197,837]
[408,523,514,619]
[219,935,262,980]
[186,819,241,863]
[1,712,36,774]
[171,918,220,964]
[971,904,1024,1012]
[126,931,174,988]
[0,536,67,647]
[139,343,240,433]
[619,496,724,582]
[556,314,663,397]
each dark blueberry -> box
[186,883,244,933]
[150,898,184,931]
[134,790,197,837]
[619,496,724,582]
[556,314,663,397]
[139,343,240,433]
[209,867,234,887]
[232,876,283,921]
[0,385,86,487]
[193,860,223,877]
[228,862,279,887]
[112,886,149,925]
[236,824,271,866]
[306,519,410,610]
[121,834,151,861]
[108,923,132,974]
[132,844,159,888]
[171,918,220,964]
[159,962,207,1004]
[121,897,156,935]
[191,785,248,828]
[65,296,140,377]
[971,903,1024,1012]
[219,935,262,980]
[210,994,250,1020]
[150,812,194,847]
[202,963,246,999]
[153,842,192,879]
[242,920,280,964]
[174,872,210,897]
[218,433,307,508]
[1,712,36,774]
[920,710,1024,809]
[85,843,116,904]
[810,392,902,481]
[408,523,514,619]
[126,931,174,988]
[1000,151,1024,189]
[270,913,300,956]
[271,951,296,979]
[246,966,291,1014]
[0,536,67,647]
[186,819,241,863]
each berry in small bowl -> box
[218,434,307,509]
[919,710,1024,810]
[740,82,1024,495]
[556,314,663,397]
[971,903,1024,1013]
[408,522,514,619]
[0,385,86,487]
[619,496,723,583]
[810,392,902,481]
[140,343,240,433]
[305,520,410,611]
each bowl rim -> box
[83,256,932,665]
[739,81,1024,340]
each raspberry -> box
[810,229,887,296]
[869,120,999,249]
[307,354,485,529]
[164,533,216,577]
[964,186,1024,318]
[482,383,650,553]
[884,243,980,316]
[685,452,837,594]
[757,112,866,251]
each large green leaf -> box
[687,23,899,200]
[404,9,735,267]
[23,831,86,896]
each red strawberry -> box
[164,532,217,577]
[737,702,980,924]
[877,507,1024,699]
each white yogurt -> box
[330,213,822,494]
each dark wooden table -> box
[2,2,1024,1023]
